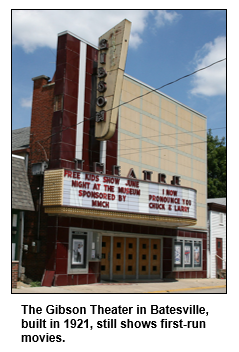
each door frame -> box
[216,237,223,272]
[99,232,163,281]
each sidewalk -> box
[12,278,226,294]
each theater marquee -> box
[43,169,197,227]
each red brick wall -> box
[12,261,19,288]
[50,34,100,171]
[22,76,55,281]
[30,76,54,165]
[22,34,101,281]
[50,34,79,170]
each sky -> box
[12,9,226,141]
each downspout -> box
[18,211,24,279]
[36,175,43,252]
[209,209,213,278]
[208,208,212,278]
[207,207,209,278]
[18,155,28,278]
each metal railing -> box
[215,254,226,279]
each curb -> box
[147,285,226,293]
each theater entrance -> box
[100,234,162,281]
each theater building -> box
[19,20,207,286]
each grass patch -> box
[30,281,41,287]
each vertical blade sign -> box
[95,19,131,140]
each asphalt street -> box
[175,287,226,294]
[12,278,226,294]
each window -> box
[91,232,101,260]
[173,238,202,271]
[12,214,18,227]
[219,213,224,226]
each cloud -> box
[12,10,152,52]
[20,96,32,108]
[190,36,226,97]
[154,10,182,27]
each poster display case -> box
[68,229,88,274]
[184,241,192,268]
[173,238,202,271]
[194,241,202,268]
[174,241,183,268]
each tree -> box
[207,129,226,198]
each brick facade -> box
[20,30,207,285]
[12,261,19,288]
[22,76,55,280]
[30,75,54,166]
[43,215,206,286]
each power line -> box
[72,127,226,154]
[118,127,225,144]
[119,140,207,158]
[29,126,226,161]
[31,129,225,162]
[105,58,226,113]
[32,57,226,146]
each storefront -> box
[41,166,206,286]
[20,19,207,286]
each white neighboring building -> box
[207,198,226,278]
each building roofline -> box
[123,73,207,119]
[12,154,25,160]
[57,31,206,119]
[32,75,50,82]
[207,202,226,213]
[12,148,30,154]
[58,30,98,49]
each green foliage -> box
[30,281,41,287]
[207,129,226,198]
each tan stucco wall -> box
[118,75,207,230]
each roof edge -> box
[208,203,226,213]
[58,30,98,50]
[12,154,25,160]
[124,73,207,119]
[32,75,50,82]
